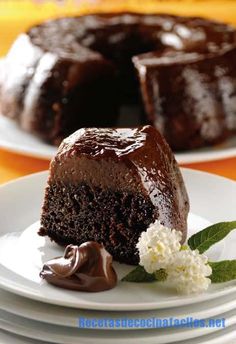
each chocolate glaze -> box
[134,48,236,150]
[40,242,117,292]
[44,125,189,241]
[1,13,236,149]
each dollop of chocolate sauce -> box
[40,242,117,292]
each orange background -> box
[0,0,235,184]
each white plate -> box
[0,308,236,344]
[1,326,236,344]
[0,169,236,311]
[0,116,56,160]
[0,115,235,163]
[176,136,236,163]
[1,288,236,330]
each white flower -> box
[136,220,182,274]
[166,248,212,294]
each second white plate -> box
[1,308,236,344]
[1,325,236,344]
[0,115,235,163]
[0,288,236,330]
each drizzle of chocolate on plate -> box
[40,242,117,292]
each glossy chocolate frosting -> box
[28,13,236,57]
[49,125,189,239]
[1,13,236,149]
[40,242,117,292]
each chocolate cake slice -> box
[39,125,189,265]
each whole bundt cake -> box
[39,125,189,265]
[0,13,236,150]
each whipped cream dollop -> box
[40,242,117,292]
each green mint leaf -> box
[209,260,236,283]
[122,266,167,283]
[188,221,236,254]
[121,265,156,282]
